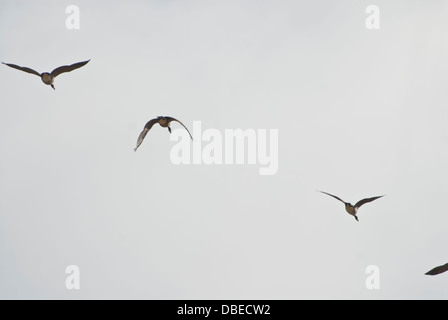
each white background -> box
[0,0,447,299]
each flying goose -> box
[425,263,448,276]
[2,60,90,90]
[134,116,193,152]
[319,191,384,221]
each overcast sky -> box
[0,0,447,299]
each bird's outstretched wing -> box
[320,191,346,204]
[165,116,193,140]
[2,62,41,77]
[354,195,384,209]
[425,263,448,276]
[134,118,159,151]
[51,60,90,78]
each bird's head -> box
[158,116,167,124]
[41,72,54,85]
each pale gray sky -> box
[0,0,447,299]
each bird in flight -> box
[319,191,385,221]
[2,59,90,90]
[425,263,448,276]
[134,116,193,152]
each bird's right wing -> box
[164,116,193,140]
[425,263,448,276]
[354,195,384,209]
[2,62,41,77]
[51,60,90,78]
[319,191,346,204]
[134,118,158,151]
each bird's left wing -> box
[319,191,346,204]
[2,62,41,77]
[425,263,448,276]
[134,118,159,151]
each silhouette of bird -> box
[2,60,90,90]
[425,263,448,276]
[134,116,193,152]
[319,191,384,221]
